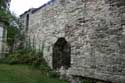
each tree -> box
[0,0,11,25]
[0,0,23,52]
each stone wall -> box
[0,23,7,58]
[0,25,3,58]
[20,0,125,82]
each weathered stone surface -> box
[20,0,125,82]
[0,23,7,58]
[0,25,4,58]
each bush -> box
[81,79,93,83]
[2,47,52,77]
[49,71,60,78]
[4,53,20,64]
[4,49,46,66]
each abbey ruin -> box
[20,0,125,83]
[0,0,11,58]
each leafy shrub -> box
[49,71,60,78]
[4,49,46,66]
[4,53,20,64]
[39,63,51,72]
[80,79,93,83]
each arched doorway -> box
[52,37,71,69]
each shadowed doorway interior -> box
[52,37,71,69]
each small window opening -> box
[26,14,29,31]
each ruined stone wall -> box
[20,0,125,82]
[0,25,4,58]
[0,23,7,58]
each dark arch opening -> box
[52,37,71,69]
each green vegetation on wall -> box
[0,0,22,52]
[0,0,11,25]
[7,26,18,48]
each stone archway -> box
[52,37,71,69]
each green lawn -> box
[0,64,69,83]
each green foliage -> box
[0,0,8,9]
[7,26,19,47]
[80,79,93,83]
[5,49,39,64]
[0,0,12,25]
[0,9,11,25]
[3,48,59,82]
[6,16,23,52]
[49,71,60,78]
[4,47,51,73]
[0,0,22,52]
[0,64,69,83]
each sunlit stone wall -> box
[20,0,125,82]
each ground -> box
[0,64,69,83]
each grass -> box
[0,64,69,83]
